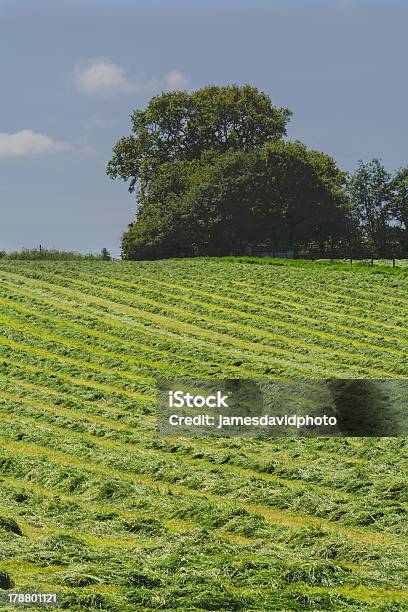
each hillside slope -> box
[0,259,407,610]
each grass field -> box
[0,258,407,611]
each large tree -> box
[121,142,349,260]
[109,84,352,260]
[347,159,393,255]
[107,85,292,199]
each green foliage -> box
[2,248,101,261]
[107,84,291,194]
[108,84,309,260]
[345,159,408,257]
[347,159,393,255]
[108,85,408,262]
[122,142,349,260]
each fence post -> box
[393,258,395,268]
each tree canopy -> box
[344,159,408,256]
[107,84,292,196]
[346,159,393,255]
[108,84,408,261]
[121,141,349,260]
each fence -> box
[250,247,408,268]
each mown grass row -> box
[1,387,406,510]
[2,265,407,378]
[11,268,408,373]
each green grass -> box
[0,258,407,610]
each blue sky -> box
[1,0,407,255]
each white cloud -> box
[74,59,135,97]
[0,130,72,159]
[74,59,188,97]
[165,69,188,90]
